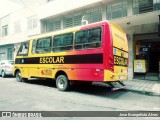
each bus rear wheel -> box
[56,75,70,91]
[16,71,27,82]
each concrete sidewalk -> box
[123,79,160,96]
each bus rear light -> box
[96,69,102,72]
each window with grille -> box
[133,0,155,14]
[63,14,84,28]
[153,0,160,10]
[64,17,73,28]
[106,0,127,20]
[86,8,102,23]
[2,25,8,37]
[74,14,83,26]
[46,19,61,32]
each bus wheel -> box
[56,75,70,91]
[1,71,6,78]
[16,71,27,82]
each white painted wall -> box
[0,0,46,45]
[38,0,103,19]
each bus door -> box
[28,38,53,78]
[16,41,29,78]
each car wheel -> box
[16,71,27,82]
[1,71,6,78]
[56,75,70,91]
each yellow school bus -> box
[13,20,128,91]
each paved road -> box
[0,77,159,120]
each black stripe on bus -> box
[15,53,103,64]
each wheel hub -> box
[59,78,65,89]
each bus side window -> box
[53,33,73,52]
[75,30,88,49]
[36,37,52,53]
[87,27,101,48]
[17,41,29,56]
[75,27,101,50]
[31,40,36,54]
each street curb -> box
[124,87,160,96]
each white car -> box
[0,60,14,78]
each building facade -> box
[0,0,160,80]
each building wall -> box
[0,0,47,45]
[38,0,104,19]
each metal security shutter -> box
[74,14,83,26]
[64,17,73,28]
[86,8,102,23]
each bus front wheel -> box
[16,71,27,82]
[56,75,70,91]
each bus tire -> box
[1,71,6,78]
[16,71,27,82]
[56,75,70,91]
